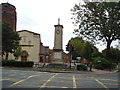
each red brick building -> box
[63,52,70,63]
[80,59,89,64]
[1,3,17,32]
[39,43,49,63]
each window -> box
[2,11,7,17]
[28,41,31,45]
[23,36,26,42]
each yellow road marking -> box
[95,78,109,90]
[40,73,58,88]
[55,77,71,79]
[76,77,94,80]
[98,79,120,82]
[73,75,77,88]
[103,82,120,85]
[26,75,38,79]
[42,80,73,82]
[9,75,38,87]
[10,79,25,87]
[0,78,11,81]
[41,85,69,88]
[41,85,57,88]
[60,80,73,82]
[61,87,68,88]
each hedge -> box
[2,60,34,67]
[92,57,114,70]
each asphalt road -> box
[1,68,119,90]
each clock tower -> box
[52,18,64,64]
[54,18,63,50]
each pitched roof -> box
[17,30,40,35]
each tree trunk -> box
[2,53,4,60]
[5,52,9,60]
[106,41,112,59]
[2,51,5,60]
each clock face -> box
[56,30,60,34]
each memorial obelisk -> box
[52,18,64,64]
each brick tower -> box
[2,3,17,32]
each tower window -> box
[2,11,7,17]
[3,5,8,8]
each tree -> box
[102,47,120,64]
[14,46,22,60]
[67,37,85,59]
[2,21,21,60]
[67,37,99,60]
[71,1,120,58]
[81,41,92,60]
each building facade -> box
[1,3,17,32]
[5,30,50,63]
[40,43,49,63]
[18,30,41,62]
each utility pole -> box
[70,50,72,69]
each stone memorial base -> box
[52,51,64,64]
[47,50,67,68]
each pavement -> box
[2,68,119,89]
[92,69,113,73]
[1,66,117,74]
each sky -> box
[0,0,119,52]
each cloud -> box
[0,0,81,50]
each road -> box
[1,68,119,90]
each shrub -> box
[77,64,87,71]
[93,57,114,70]
[2,60,34,67]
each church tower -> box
[52,18,64,64]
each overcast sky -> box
[0,0,118,52]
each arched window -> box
[21,50,29,61]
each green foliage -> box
[14,46,22,59]
[2,60,34,67]
[77,64,87,71]
[2,21,21,59]
[102,47,120,64]
[71,2,120,52]
[92,47,102,58]
[67,37,99,60]
[81,42,92,60]
[93,57,114,70]
[68,37,85,59]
